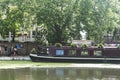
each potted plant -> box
[117,44,120,49]
[97,43,104,48]
[55,43,62,47]
[81,44,88,49]
[30,48,37,54]
[70,44,77,48]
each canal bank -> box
[0,61,120,69]
[0,56,30,60]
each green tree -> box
[36,0,76,44]
[74,0,120,43]
[0,0,120,43]
[0,0,37,42]
[93,0,120,42]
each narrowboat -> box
[29,45,120,63]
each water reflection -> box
[0,67,120,80]
[0,68,32,80]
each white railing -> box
[0,36,35,42]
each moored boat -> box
[29,46,120,63]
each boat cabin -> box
[37,45,120,58]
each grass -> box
[0,61,72,68]
[0,61,119,69]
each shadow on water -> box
[0,67,120,80]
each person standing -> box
[13,46,17,56]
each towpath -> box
[0,56,30,60]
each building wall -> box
[0,42,38,56]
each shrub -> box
[97,43,104,48]
[66,43,71,46]
[55,43,62,47]
[70,44,77,48]
[30,48,37,54]
[81,44,88,49]
[117,44,120,49]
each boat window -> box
[56,50,64,56]
[68,50,76,56]
[94,50,102,56]
[81,50,89,56]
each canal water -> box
[0,67,120,80]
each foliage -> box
[36,0,76,44]
[30,48,37,54]
[35,25,48,45]
[97,43,104,48]
[0,0,36,42]
[55,43,62,47]
[0,0,120,43]
[70,44,77,48]
[81,44,88,49]
[41,42,48,47]
[73,0,120,42]
[117,44,120,49]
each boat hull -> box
[29,54,120,63]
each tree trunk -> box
[111,28,117,42]
[12,29,16,42]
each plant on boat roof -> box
[70,43,77,48]
[117,44,120,49]
[30,48,37,54]
[55,43,62,47]
[81,44,88,49]
[97,43,104,48]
